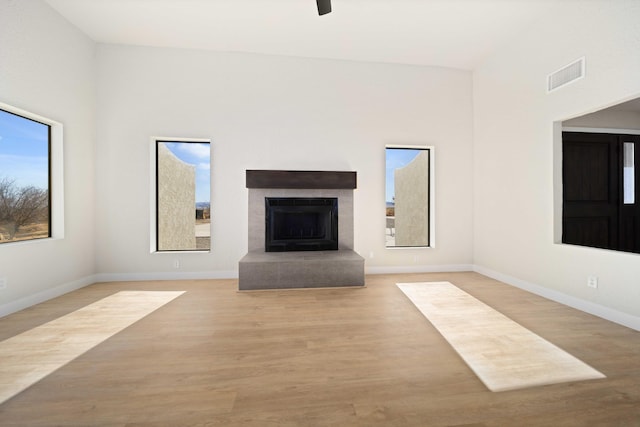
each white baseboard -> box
[0,275,97,318]
[10,266,634,334]
[0,271,238,318]
[366,264,473,275]
[94,270,238,283]
[474,265,640,332]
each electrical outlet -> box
[173,260,180,269]
[587,276,598,289]
[0,277,7,290]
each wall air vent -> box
[547,57,585,93]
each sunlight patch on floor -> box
[0,291,184,404]
[398,282,605,391]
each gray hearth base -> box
[239,250,365,290]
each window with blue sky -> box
[0,108,50,243]
[156,140,211,252]
[385,147,421,205]
[162,142,211,205]
[385,146,431,248]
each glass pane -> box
[623,142,634,205]
[157,141,211,251]
[0,109,50,243]
[385,146,430,247]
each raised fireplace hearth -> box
[239,170,365,290]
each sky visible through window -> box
[163,142,210,204]
[0,109,49,189]
[386,148,421,204]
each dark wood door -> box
[562,131,640,253]
[563,132,619,250]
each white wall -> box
[563,109,640,131]
[0,0,96,314]
[473,0,640,326]
[95,45,474,278]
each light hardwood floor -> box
[0,272,638,426]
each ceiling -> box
[44,0,567,70]
[607,98,640,112]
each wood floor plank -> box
[0,273,638,426]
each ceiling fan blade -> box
[317,0,332,15]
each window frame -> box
[0,102,63,245]
[150,137,211,253]
[385,144,435,249]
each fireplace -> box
[239,170,364,290]
[265,197,338,252]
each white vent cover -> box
[547,57,585,92]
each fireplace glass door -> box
[265,197,338,252]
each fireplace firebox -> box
[265,197,338,252]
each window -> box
[623,142,635,205]
[0,108,51,244]
[155,139,211,252]
[385,145,434,248]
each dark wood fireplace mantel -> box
[246,170,357,189]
